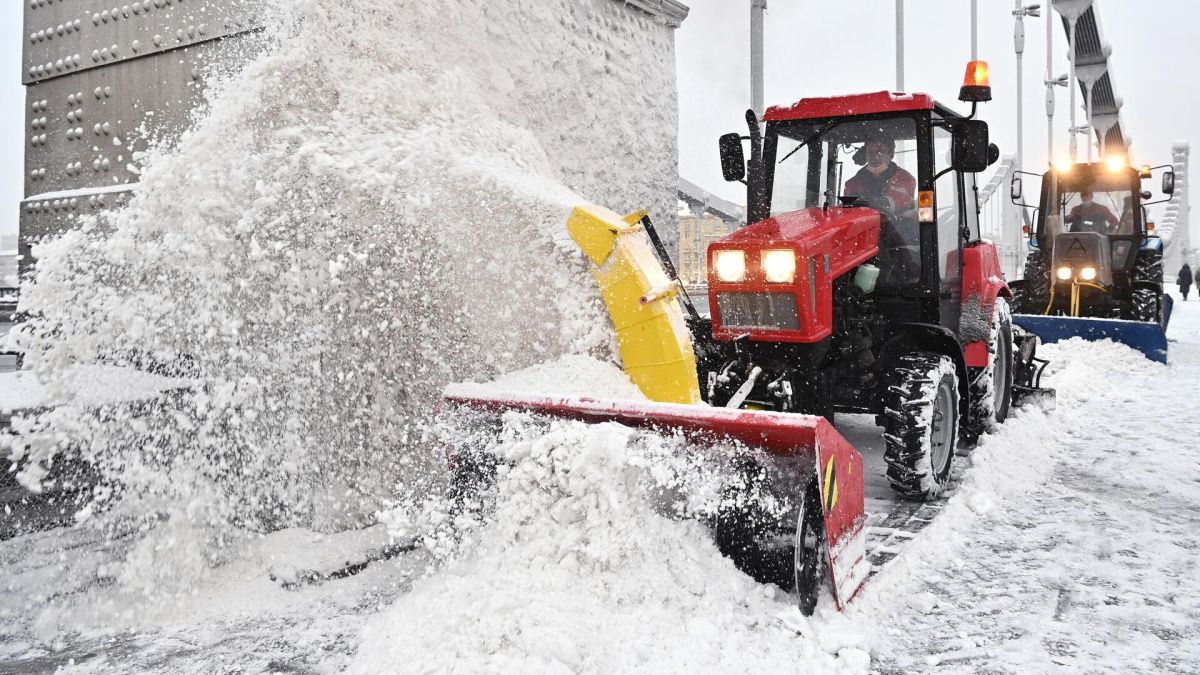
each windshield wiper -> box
[777,121,839,165]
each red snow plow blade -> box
[440,385,870,610]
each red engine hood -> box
[722,207,880,252]
[708,207,881,343]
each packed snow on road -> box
[2,1,1199,673]
[4,301,1200,672]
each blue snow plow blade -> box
[1013,314,1168,364]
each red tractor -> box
[703,82,1045,500]
[443,64,1051,614]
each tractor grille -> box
[716,292,800,330]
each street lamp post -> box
[1013,3,1041,172]
[1044,7,1067,167]
[895,0,905,91]
[971,0,978,59]
[751,0,766,117]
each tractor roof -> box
[763,91,935,123]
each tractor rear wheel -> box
[883,353,960,500]
[964,298,1014,442]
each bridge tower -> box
[1163,142,1191,275]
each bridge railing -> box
[977,155,1028,280]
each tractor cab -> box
[1017,161,1167,280]
[716,90,999,343]
[696,65,1053,504]
[1010,159,1176,323]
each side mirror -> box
[951,120,990,173]
[1163,169,1176,195]
[1010,176,1023,202]
[719,133,746,182]
[987,143,1000,166]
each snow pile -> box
[455,354,648,401]
[355,418,870,674]
[3,0,680,607]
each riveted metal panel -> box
[20,0,266,278]
[22,36,263,198]
[23,0,263,84]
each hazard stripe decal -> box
[823,456,839,513]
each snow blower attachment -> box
[440,204,869,613]
[440,72,1055,615]
[1009,160,1175,363]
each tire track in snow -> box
[865,297,1200,673]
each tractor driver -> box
[1067,188,1120,234]
[844,136,917,216]
[845,135,919,283]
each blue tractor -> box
[1009,159,1177,363]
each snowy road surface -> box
[2,295,1200,673]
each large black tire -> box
[883,353,960,500]
[712,460,793,590]
[963,298,1014,442]
[714,469,829,616]
[1130,287,1161,324]
[1133,248,1164,286]
[448,451,499,527]
[1130,249,1165,325]
[1016,249,1049,314]
[793,479,826,616]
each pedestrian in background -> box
[1181,263,1195,300]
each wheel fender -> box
[879,324,969,417]
[961,241,1011,368]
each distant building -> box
[678,210,735,286]
[0,235,17,288]
[676,179,744,286]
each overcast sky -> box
[677,0,1199,231]
[3,1,1197,241]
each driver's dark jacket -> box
[845,163,917,213]
[845,162,919,284]
[1067,202,1120,232]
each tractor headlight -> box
[1056,266,1073,281]
[1080,266,1097,281]
[761,250,796,283]
[714,250,746,283]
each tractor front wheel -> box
[1129,287,1162,324]
[793,478,827,616]
[883,353,960,500]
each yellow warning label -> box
[822,457,839,512]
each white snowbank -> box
[354,420,868,674]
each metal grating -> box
[716,291,800,330]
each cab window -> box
[933,127,962,284]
